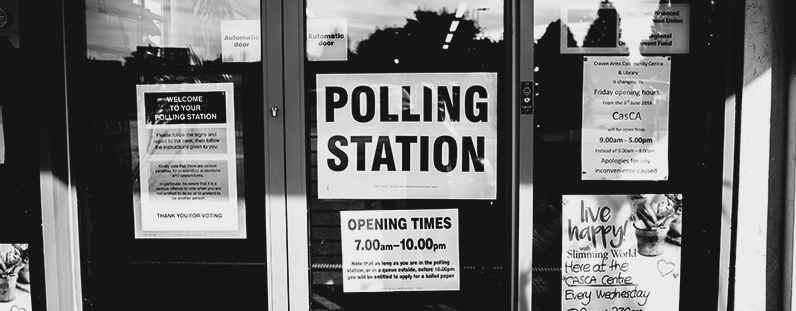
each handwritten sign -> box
[562,194,682,311]
[582,56,671,180]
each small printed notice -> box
[317,73,498,200]
[134,83,245,238]
[582,56,671,180]
[307,19,348,61]
[619,4,690,54]
[560,4,690,54]
[221,20,261,62]
[0,106,5,164]
[340,209,460,292]
[562,194,683,311]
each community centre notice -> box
[316,73,498,200]
[582,57,671,180]
[562,194,682,311]
[134,83,245,238]
[340,209,460,292]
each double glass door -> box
[69,0,726,310]
[73,0,272,309]
[292,0,514,310]
[71,0,515,310]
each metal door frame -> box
[280,0,530,310]
[43,0,291,310]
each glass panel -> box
[73,0,268,309]
[0,1,46,309]
[532,0,723,310]
[85,0,261,63]
[304,1,510,310]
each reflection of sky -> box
[535,0,603,41]
[307,0,504,49]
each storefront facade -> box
[0,0,794,310]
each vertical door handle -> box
[271,106,279,118]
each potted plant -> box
[0,244,24,302]
[632,195,678,256]
[12,244,28,284]
[664,194,683,245]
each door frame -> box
[46,0,290,309]
[264,0,291,310]
[280,0,529,309]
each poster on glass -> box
[562,194,683,311]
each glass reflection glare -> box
[85,0,260,63]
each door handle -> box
[271,106,279,118]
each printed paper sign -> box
[307,19,348,61]
[582,56,671,180]
[134,83,245,238]
[221,20,261,62]
[340,209,460,292]
[562,194,682,311]
[560,4,689,54]
[317,73,498,200]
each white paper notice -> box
[317,73,498,200]
[560,4,690,54]
[307,19,348,61]
[340,209,460,292]
[562,195,682,311]
[134,83,245,238]
[582,56,671,180]
[221,20,261,63]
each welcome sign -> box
[316,73,498,200]
[134,83,246,238]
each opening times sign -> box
[562,195,682,311]
[134,83,245,238]
[340,209,460,292]
[317,73,498,200]
[582,57,671,180]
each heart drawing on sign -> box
[11,305,29,311]
[657,259,676,277]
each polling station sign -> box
[316,73,498,200]
[340,209,460,292]
[133,83,246,239]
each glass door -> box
[529,1,726,310]
[66,0,283,309]
[286,0,516,310]
[0,1,46,310]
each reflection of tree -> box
[193,0,234,60]
[531,21,582,306]
[534,20,582,133]
[351,9,503,71]
[583,1,618,48]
